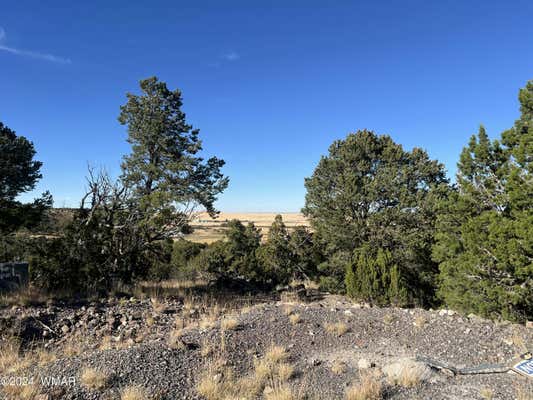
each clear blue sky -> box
[2,1,533,212]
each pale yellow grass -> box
[516,384,533,400]
[186,212,309,243]
[81,367,108,390]
[2,382,40,400]
[289,313,301,325]
[413,315,427,328]
[265,345,289,364]
[0,340,32,375]
[277,363,294,382]
[168,329,184,349]
[220,316,240,331]
[325,322,349,337]
[264,385,297,400]
[480,388,494,400]
[387,362,424,388]
[99,335,113,351]
[197,344,295,400]
[150,297,167,313]
[283,305,295,315]
[331,360,347,374]
[346,372,382,400]
[121,385,148,400]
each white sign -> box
[513,359,533,378]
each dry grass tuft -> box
[145,314,155,327]
[197,343,296,400]
[325,322,349,337]
[383,314,395,325]
[2,382,41,400]
[168,329,185,349]
[199,305,221,330]
[387,361,425,388]
[331,360,347,374]
[120,385,148,400]
[98,335,114,351]
[265,345,289,364]
[200,338,214,358]
[0,339,41,375]
[283,305,295,316]
[0,339,25,374]
[289,313,301,325]
[345,372,383,400]
[81,367,109,390]
[254,357,276,381]
[197,362,235,400]
[34,348,56,365]
[61,335,88,356]
[277,362,294,382]
[220,316,240,331]
[516,384,533,400]
[0,286,48,307]
[264,385,296,400]
[480,388,494,400]
[413,315,427,328]
[150,297,167,313]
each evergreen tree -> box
[434,81,533,321]
[303,130,449,305]
[0,122,52,238]
[257,215,293,285]
[195,220,264,284]
[119,77,229,240]
[345,245,407,306]
[287,226,322,281]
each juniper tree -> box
[345,245,407,306]
[256,215,293,285]
[434,82,533,321]
[193,220,263,284]
[288,226,322,281]
[303,130,449,305]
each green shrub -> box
[345,246,408,306]
[316,250,350,294]
[146,239,174,281]
[171,239,206,280]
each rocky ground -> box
[0,288,532,400]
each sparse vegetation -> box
[220,316,240,331]
[480,388,494,400]
[2,382,41,400]
[265,345,289,364]
[383,314,395,325]
[331,360,347,374]
[80,367,109,390]
[325,322,349,337]
[345,372,383,400]
[414,315,427,328]
[289,313,301,325]
[120,385,148,400]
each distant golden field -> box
[184,212,309,243]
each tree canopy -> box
[119,76,229,229]
[303,130,449,305]
[434,81,533,321]
[0,122,51,236]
